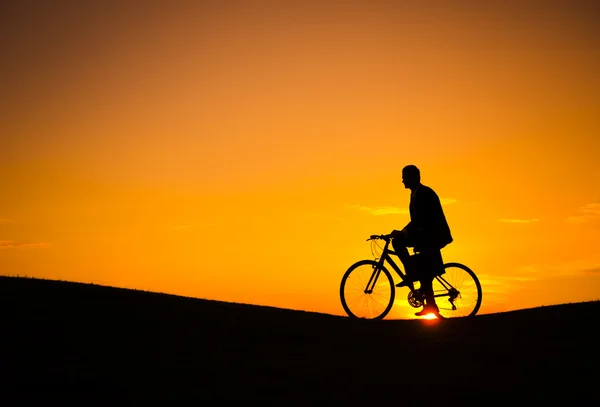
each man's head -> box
[402,165,420,190]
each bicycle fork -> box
[364,261,385,294]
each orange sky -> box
[2,1,600,318]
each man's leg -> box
[390,233,416,287]
[414,249,441,316]
[391,234,411,269]
[419,275,436,306]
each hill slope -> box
[1,276,598,404]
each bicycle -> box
[340,234,482,320]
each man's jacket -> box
[406,184,453,249]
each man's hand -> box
[390,229,403,238]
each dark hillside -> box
[1,276,598,405]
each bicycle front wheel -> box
[340,260,395,320]
[433,262,482,318]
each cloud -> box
[583,266,600,274]
[512,260,600,278]
[349,205,409,216]
[477,277,511,294]
[440,198,458,205]
[580,203,600,214]
[509,276,537,282]
[478,273,538,294]
[0,240,51,249]
[565,203,600,223]
[349,199,456,216]
[497,218,540,224]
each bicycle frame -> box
[367,238,457,303]
[370,238,406,285]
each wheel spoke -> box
[432,264,482,318]
[340,261,395,319]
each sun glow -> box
[422,313,438,320]
[2,1,600,318]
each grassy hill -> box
[1,276,598,405]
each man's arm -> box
[392,219,414,238]
[403,221,416,233]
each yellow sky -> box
[2,1,600,318]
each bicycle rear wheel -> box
[433,262,482,318]
[340,260,395,320]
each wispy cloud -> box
[349,205,409,216]
[565,203,600,223]
[497,218,540,224]
[440,198,458,205]
[0,240,51,249]
[477,276,511,294]
[509,276,538,282]
[349,198,457,216]
[512,260,600,278]
[478,273,538,294]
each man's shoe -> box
[415,304,439,317]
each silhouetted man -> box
[391,165,453,316]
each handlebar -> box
[367,234,392,242]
